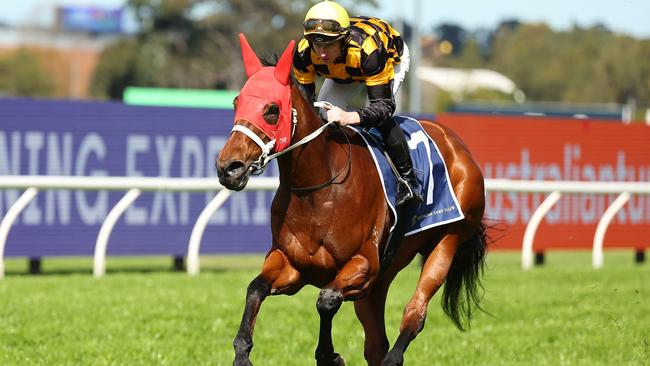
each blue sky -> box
[363,0,650,38]
[1,0,649,38]
[0,0,126,27]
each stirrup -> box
[396,180,422,206]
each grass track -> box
[0,251,648,365]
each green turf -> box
[0,251,648,365]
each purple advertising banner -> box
[0,99,276,257]
[59,6,123,34]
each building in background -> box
[0,4,127,99]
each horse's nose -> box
[217,160,247,179]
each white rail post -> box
[592,192,631,269]
[0,188,39,279]
[187,189,232,276]
[522,191,562,270]
[93,188,142,278]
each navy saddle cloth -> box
[348,116,465,236]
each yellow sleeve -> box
[360,37,394,87]
[364,64,394,87]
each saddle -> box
[348,116,465,272]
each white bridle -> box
[230,102,336,174]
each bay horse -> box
[216,34,487,366]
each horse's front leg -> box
[233,275,269,366]
[315,254,375,366]
[233,249,302,366]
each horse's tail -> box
[442,221,488,331]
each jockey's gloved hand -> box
[316,102,361,126]
[314,101,334,123]
[318,106,329,123]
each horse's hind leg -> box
[382,234,461,366]
[315,254,375,366]
[233,250,302,366]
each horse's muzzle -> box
[216,159,250,191]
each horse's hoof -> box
[316,353,345,366]
[382,353,403,366]
[233,358,253,366]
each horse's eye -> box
[263,104,280,125]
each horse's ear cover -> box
[235,33,296,153]
[274,40,296,86]
[239,33,263,78]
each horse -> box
[216,34,488,366]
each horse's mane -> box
[259,53,278,67]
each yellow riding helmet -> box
[303,1,350,43]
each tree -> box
[90,39,139,99]
[434,23,467,56]
[426,20,650,118]
[0,49,54,97]
[91,0,377,100]
[487,24,650,114]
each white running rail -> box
[592,192,631,269]
[0,176,649,277]
[0,176,278,278]
[485,179,650,270]
[187,189,232,276]
[520,191,562,270]
[0,187,39,279]
[93,188,142,277]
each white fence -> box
[0,175,649,278]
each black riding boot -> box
[377,118,423,206]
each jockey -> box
[293,0,422,206]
